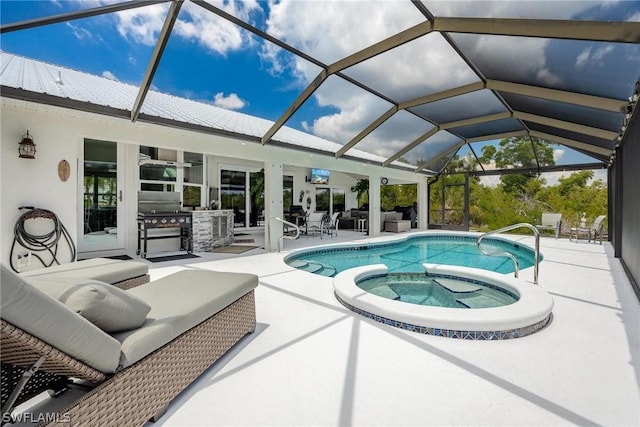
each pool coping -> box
[333,263,554,339]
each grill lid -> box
[137,191,181,213]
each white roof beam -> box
[434,17,640,43]
[383,127,439,167]
[339,82,484,158]
[262,21,434,145]
[336,106,398,158]
[529,131,612,157]
[465,130,528,144]
[260,70,329,144]
[415,141,466,173]
[399,81,484,109]
[513,111,618,140]
[329,21,434,74]
[440,111,512,130]
[487,80,627,112]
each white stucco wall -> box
[1,98,424,262]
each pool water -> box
[287,235,537,277]
[357,273,518,309]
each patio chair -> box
[535,213,562,238]
[324,212,340,237]
[1,265,257,425]
[306,212,326,238]
[570,215,606,244]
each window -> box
[283,175,294,212]
[183,152,204,208]
[139,146,205,207]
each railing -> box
[476,223,540,285]
[267,217,300,252]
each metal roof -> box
[1,0,639,176]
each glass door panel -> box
[249,170,264,227]
[221,170,247,227]
[79,139,124,252]
[315,188,330,212]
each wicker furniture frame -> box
[113,274,150,290]
[1,290,256,426]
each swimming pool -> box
[286,233,539,277]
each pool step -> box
[433,278,482,293]
[456,292,513,308]
[292,260,337,277]
[289,260,309,268]
[369,284,401,300]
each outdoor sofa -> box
[1,265,258,426]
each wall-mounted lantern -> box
[18,130,37,159]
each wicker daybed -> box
[1,265,257,426]
[18,257,151,290]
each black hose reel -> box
[9,206,76,273]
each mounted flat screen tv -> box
[310,168,330,184]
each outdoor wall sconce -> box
[18,130,36,159]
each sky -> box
[1,0,639,184]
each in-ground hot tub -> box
[333,263,553,340]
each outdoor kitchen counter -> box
[191,210,234,252]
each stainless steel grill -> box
[136,192,192,258]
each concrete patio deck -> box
[15,230,640,426]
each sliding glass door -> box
[220,167,264,228]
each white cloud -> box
[553,149,565,162]
[66,22,92,40]
[213,92,246,110]
[110,0,261,53]
[576,47,592,67]
[114,3,167,45]
[102,70,118,81]
[174,1,261,55]
[576,45,614,68]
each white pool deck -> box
[17,229,640,426]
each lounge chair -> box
[570,215,607,244]
[535,213,562,238]
[17,257,150,290]
[1,265,257,426]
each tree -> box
[351,178,369,208]
[480,136,555,194]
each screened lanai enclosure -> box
[1,1,639,294]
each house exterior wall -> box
[2,98,423,262]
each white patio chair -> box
[571,215,606,244]
[305,212,326,238]
[324,212,340,237]
[535,213,562,238]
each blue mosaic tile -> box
[334,292,551,340]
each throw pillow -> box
[28,277,151,332]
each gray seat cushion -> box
[113,269,258,369]
[1,265,122,373]
[19,258,148,285]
